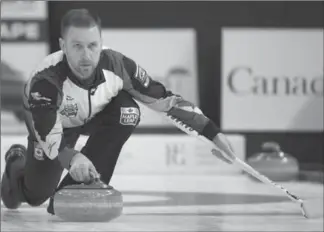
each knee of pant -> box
[22,181,57,207]
[25,193,51,207]
[28,198,47,207]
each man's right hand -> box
[69,153,100,183]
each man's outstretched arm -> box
[119,53,235,163]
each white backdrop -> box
[221,28,323,131]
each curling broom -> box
[166,114,323,219]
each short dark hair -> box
[61,9,101,37]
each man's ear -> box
[59,38,65,53]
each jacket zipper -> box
[86,90,92,123]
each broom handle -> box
[230,153,307,218]
[152,114,307,216]
[235,156,302,202]
[198,135,304,204]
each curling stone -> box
[53,181,123,222]
[247,142,299,182]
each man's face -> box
[60,26,102,80]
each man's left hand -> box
[211,133,236,164]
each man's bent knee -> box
[23,187,54,206]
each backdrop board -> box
[1,1,49,81]
[221,28,323,132]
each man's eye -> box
[89,43,97,49]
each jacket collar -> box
[63,54,105,90]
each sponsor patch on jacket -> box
[60,95,78,117]
[120,107,140,126]
[135,65,150,87]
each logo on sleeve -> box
[135,65,150,88]
[120,107,140,126]
[30,92,52,108]
[33,142,45,161]
[31,92,52,102]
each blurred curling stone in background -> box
[246,142,299,182]
[53,181,123,222]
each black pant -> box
[21,91,140,206]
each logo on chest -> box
[60,95,78,118]
[120,107,140,126]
